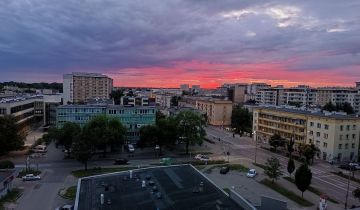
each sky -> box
[0,0,360,88]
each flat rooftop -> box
[75,165,244,210]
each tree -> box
[295,164,312,198]
[138,125,161,148]
[231,107,252,136]
[287,137,295,158]
[58,122,81,151]
[269,134,285,152]
[110,89,124,105]
[157,117,179,152]
[287,158,295,177]
[171,96,181,107]
[156,111,166,125]
[72,130,94,171]
[176,110,206,155]
[302,144,317,164]
[353,188,360,201]
[322,102,337,112]
[341,102,355,114]
[0,116,25,155]
[264,157,283,183]
[85,115,127,157]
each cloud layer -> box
[0,0,359,87]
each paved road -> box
[205,126,360,208]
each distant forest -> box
[0,81,63,93]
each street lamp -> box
[253,131,258,163]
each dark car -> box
[220,166,230,174]
[113,158,128,165]
[339,164,355,171]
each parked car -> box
[339,164,356,171]
[246,169,257,178]
[220,166,230,174]
[32,145,47,153]
[22,174,41,181]
[113,158,128,165]
[155,145,160,150]
[55,204,74,210]
[127,144,135,153]
[194,154,210,161]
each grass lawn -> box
[0,188,22,210]
[283,176,339,204]
[63,186,77,200]
[17,169,41,178]
[252,163,267,170]
[260,179,314,207]
[71,167,137,178]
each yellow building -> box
[253,106,360,162]
[196,99,232,126]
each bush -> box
[17,169,41,177]
[0,160,15,169]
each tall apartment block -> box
[253,106,360,162]
[195,99,233,126]
[63,72,113,104]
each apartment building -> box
[195,99,233,126]
[63,72,113,104]
[227,84,247,104]
[121,96,155,107]
[253,106,360,162]
[56,104,156,143]
[180,84,189,92]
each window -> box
[353,125,357,130]
[340,135,343,140]
[338,144,342,149]
[352,143,355,149]
[345,143,349,149]
[324,124,329,130]
[323,142,327,148]
[316,132,320,137]
[347,125,350,131]
[346,134,349,140]
[353,134,356,139]
[317,123,321,128]
[340,125,344,131]
[324,133,328,139]
[309,131,313,135]
[310,122,314,127]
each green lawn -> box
[283,176,339,204]
[0,188,22,210]
[260,179,314,207]
[63,186,77,200]
[252,162,267,170]
[71,167,137,178]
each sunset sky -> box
[0,0,359,88]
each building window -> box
[316,132,320,137]
[324,133,328,139]
[323,142,327,148]
[353,125,357,130]
[324,124,329,130]
[346,125,350,131]
[317,123,321,128]
[338,144,342,149]
[340,135,343,140]
[353,134,356,139]
[346,134,349,140]
[340,125,344,131]
[310,122,314,127]
[345,143,349,149]
[309,131,313,135]
[352,143,355,149]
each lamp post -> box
[253,131,258,163]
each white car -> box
[22,174,41,181]
[349,163,360,170]
[127,144,135,153]
[246,169,257,178]
[155,145,160,150]
[194,154,210,161]
[55,204,74,210]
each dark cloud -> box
[0,0,359,80]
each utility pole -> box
[253,131,258,163]
[345,167,354,209]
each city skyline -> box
[1,0,360,88]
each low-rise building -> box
[56,104,156,143]
[0,170,16,199]
[253,106,360,162]
[196,99,233,126]
[121,96,155,107]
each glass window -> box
[345,143,348,149]
[310,122,314,126]
[324,133,328,139]
[338,144,342,149]
[323,142,327,148]
[316,132,320,137]
[352,143,355,149]
[324,124,329,130]
[347,125,350,131]
[353,134,356,139]
[340,125,344,131]
[353,125,357,130]
[317,123,321,128]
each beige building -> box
[63,73,113,104]
[196,99,233,126]
[253,106,360,161]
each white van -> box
[32,145,47,153]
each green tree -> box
[58,122,81,151]
[85,115,127,156]
[265,157,283,183]
[0,116,25,155]
[340,102,355,114]
[322,101,337,112]
[72,130,94,171]
[287,158,295,177]
[302,144,317,164]
[156,111,166,125]
[110,89,124,105]
[269,134,285,152]
[138,125,161,148]
[353,188,360,201]
[287,138,295,158]
[157,117,179,152]
[295,164,312,198]
[176,110,206,155]
[231,107,252,136]
[171,96,181,107]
